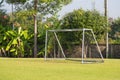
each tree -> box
[6,0,72,57]
[109,18,120,43]
[59,9,106,51]
[53,9,106,58]
[61,9,106,41]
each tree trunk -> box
[34,0,38,58]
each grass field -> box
[0,58,120,80]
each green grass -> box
[0,58,120,80]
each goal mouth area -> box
[82,60,104,64]
[45,58,104,64]
[45,28,104,64]
[66,58,104,63]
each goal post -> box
[45,28,104,63]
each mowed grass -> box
[0,58,120,80]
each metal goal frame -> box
[45,28,104,63]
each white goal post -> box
[45,28,104,63]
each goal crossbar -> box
[48,28,92,32]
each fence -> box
[87,44,120,58]
[63,44,120,58]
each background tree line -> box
[0,0,120,57]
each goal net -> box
[45,28,104,63]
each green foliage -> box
[0,25,10,56]
[13,10,35,30]
[4,27,33,57]
[0,9,10,26]
[62,9,106,35]
[61,9,106,42]
[9,0,72,30]
[52,9,107,52]
[37,0,72,15]
[0,0,72,57]
[39,0,72,5]
[9,0,72,57]
[41,15,62,55]
[109,18,120,44]
[37,14,62,57]
[6,0,72,14]
[6,0,26,4]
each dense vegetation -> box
[0,0,120,57]
[0,0,72,57]
[60,9,106,44]
[109,18,120,43]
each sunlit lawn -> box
[0,58,120,80]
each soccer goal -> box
[45,28,104,63]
